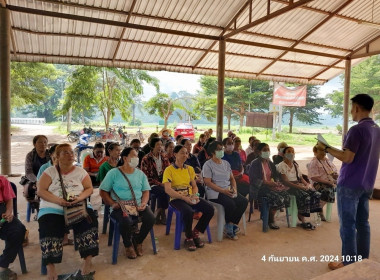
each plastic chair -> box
[288,195,298,227]
[207,201,247,240]
[108,216,157,265]
[165,204,212,250]
[102,204,110,234]
[325,202,333,222]
[18,247,27,274]
[26,202,34,223]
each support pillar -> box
[343,58,351,143]
[0,7,11,175]
[216,39,225,142]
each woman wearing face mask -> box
[163,145,214,251]
[249,143,290,229]
[222,137,250,197]
[100,147,154,259]
[202,141,248,240]
[277,147,321,230]
[272,142,288,165]
[307,146,338,221]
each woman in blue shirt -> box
[100,147,154,259]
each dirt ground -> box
[2,124,380,280]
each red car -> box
[174,123,195,141]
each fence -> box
[11,118,46,125]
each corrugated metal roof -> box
[6,0,380,85]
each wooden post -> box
[216,39,225,142]
[0,6,11,175]
[343,58,351,143]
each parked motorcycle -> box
[67,130,80,143]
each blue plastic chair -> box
[108,216,157,265]
[26,202,34,223]
[165,204,212,250]
[260,197,290,232]
[18,247,27,274]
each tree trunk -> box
[239,104,245,129]
[81,112,85,124]
[289,110,294,134]
[66,107,72,132]
[227,115,231,130]
[132,103,136,126]
[164,116,169,129]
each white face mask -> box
[261,151,271,159]
[129,157,139,168]
[225,145,234,152]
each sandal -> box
[299,222,316,231]
[184,238,197,251]
[125,246,137,259]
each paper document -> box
[316,133,342,153]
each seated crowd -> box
[1,128,339,280]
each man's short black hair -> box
[351,94,374,112]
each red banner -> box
[272,85,307,107]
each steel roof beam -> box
[227,38,345,59]
[12,52,326,83]
[7,5,221,41]
[9,1,351,53]
[309,33,380,80]
[111,0,137,62]
[192,0,253,70]
[223,0,313,39]
[12,27,344,69]
[257,0,353,76]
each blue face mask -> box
[261,151,270,159]
[215,150,224,159]
[285,153,295,161]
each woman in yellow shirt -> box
[163,145,214,251]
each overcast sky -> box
[142,71,342,100]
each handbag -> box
[115,168,139,217]
[56,166,90,226]
[19,176,30,186]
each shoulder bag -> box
[115,168,139,217]
[56,166,91,226]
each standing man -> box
[317,94,380,270]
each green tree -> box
[61,67,159,129]
[283,85,326,133]
[326,90,343,118]
[60,66,99,123]
[10,62,58,108]
[197,76,272,129]
[326,56,380,120]
[97,68,159,130]
[144,93,184,129]
[22,64,72,122]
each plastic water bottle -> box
[154,237,159,252]
[0,218,7,229]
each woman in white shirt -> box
[37,144,98,280]
[276,146,321,230]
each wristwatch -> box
[324,146,329,153]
